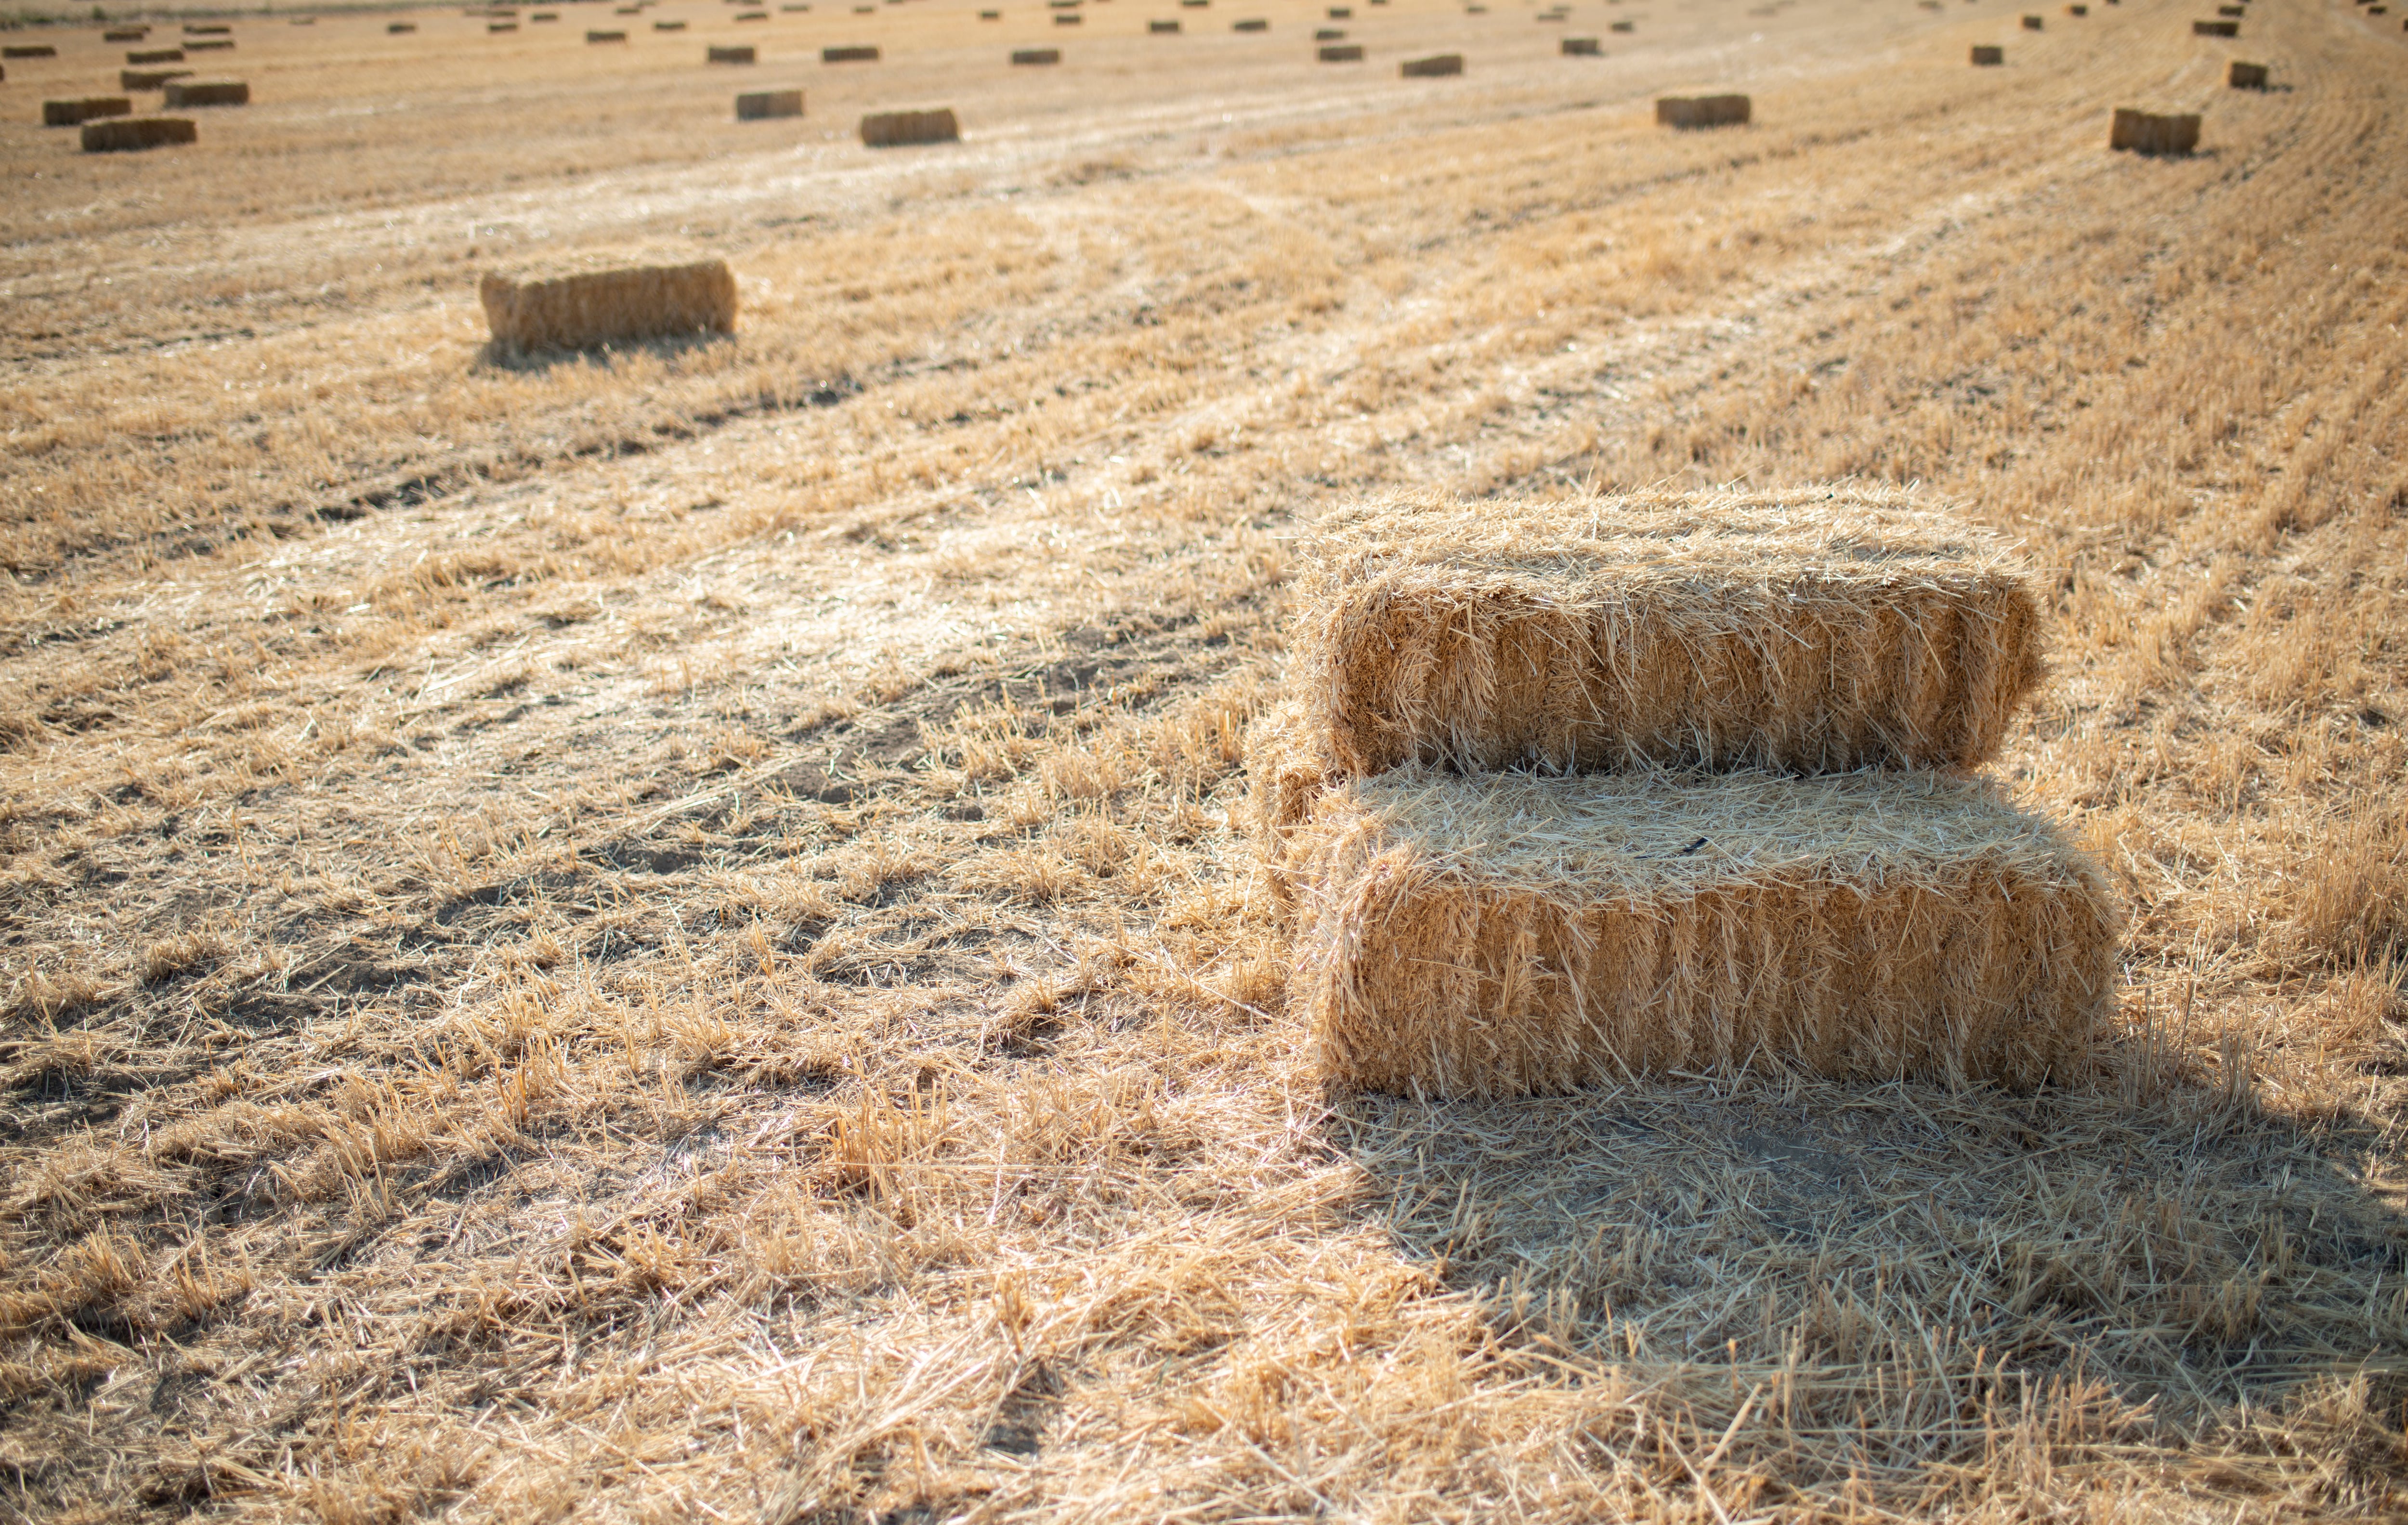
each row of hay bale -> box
[1246,490,2116,1096]
[1958,0,2271,157]
[22,32,247,144]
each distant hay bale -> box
[127,47,184,62]
[1053,12,1082,21]
[104,27,147,41]
[1400,52,1462,74]
[2192,17,2237,32]
[1181,0,1207,6]
[1970,43,2002,61]
[121,68,194,88]
[2215,2,2241,11]
[1234,17,1268,28]
[979,8,1000,15]
[1314,26,1345,38]
[654,18,689,28]
[1561,35,1599,52]
[388,21,417,31]
[1013,45,1061,60]
[1329,3,1351,13]
[1656,92,1750,127]
[708,43,756,59]
[1248,491,2044,853]
[2227,58,2266,85]
[1609,16,1632,28]
[183,23,232,34]
[735,10,769,19]
[6,44,60,57]
[1318,41,1363,58]
[480,252,737,352]
[823,42,879,58]
[82,116,196,150]
[736,87,803,116]
[291,14,316,22]
[2110,106,2199,151]
[163,79,248,105]
[1291,769,2118,1096]
[532,12,560,21]
[2020,11,2041,25]
[44,97,133,127]
[859,106,958,144]
[488,22,518,31]
[1149,18,1180,30]
[2067,2,2087,12]
[587,27,628,39]
[186,38,235,50]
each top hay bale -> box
[1658,93,1747,126]
[1290,768,2118,1095]
[1249,489,2044,845]
[479,251,737,353]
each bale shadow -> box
[473,329,737,374]
[1324,1051,2408,1505]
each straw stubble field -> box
[2,0,2407,1515]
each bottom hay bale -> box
[163,80,248,106]
[735,87,803,117]
[860,107,957,145]
[82,116,196,151]
[121,68,194,89]
[2110,107,2199,153]
[45,97,133,126]
[1656,92,1749,127]
[479,252,737,351]
[1401,52,1462,74]
[1293,769,2118,1095]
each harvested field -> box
[1291,768,2119,1095]
[4,0,2408,1518]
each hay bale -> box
[708,43,756,59]
[2193,17,2237,32]
[81,116,196,150]
[1318,41,1363,58]
[1054,12,1082,21]
[1181,0,1208,6]
[44,97,133,127]
[183,23,231,34]
[2020,11,2041,25]
[654,18,689,27]
[187,38,235,49]
[1561,36,1599,52]
[1234,17,1268,28]
[104,28,148,41]
[1149,18,1180,30]
[979,9,1000,16]
[1656,93,1750,127]
[1314,26,1345,38]
[1970,43,2002,62]
[823,43,878,58]
[5,44,59,58]
[1329,4,1351,14]
[1609,17,1632,28]
[2215,3,2241,12]
[2067,2,2087,12]
[735,10,769,19]
[121,68,194,88]
[127,47,184,61]
[480,252,737,352]
[532,12,560,21]
[2228,58,2266,85]
[163,79,248,105]
[859,106,958,145]
[388,22,417,32]
[1012,45,1061,60]
[587,27,628,39]
[736,87,803,116]
[488,22,518,31]
[2110,106,2199,151]
[1400,52,1462,74]
[1249,491,2044,848]
[1290,768,2118,1096]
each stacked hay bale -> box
[480,250,737,352]
[1249,490,2116,1096]
[45,97,133,126]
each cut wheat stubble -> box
[1293,768,2120,1096]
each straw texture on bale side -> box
[1561,35,1599,52]
[735,87,802,117]
[2110,107,2199,152]
[1293,769,2119,1096]
[81,116,196,150]
[1248,490,2044,853]
[822,43,878,58]
[2228,59,2267,86]
[163,80,248,106]
[859,107,958,145]
[44,97,133,126]
[1401,52,1462,74]
[479,254,737,352]
[1657,93,1750,127]
[1318,41,1363,59]
[1971,43,2002,63]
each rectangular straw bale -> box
[655,17,689,26]
[2110,107,2198,152]
[735,87,803,116]
[183,22,231,33]
[1561,35,1599,52]
[1609,17,1632,28]
[2192,17,2237,32]
[736,11,770,19]
[104,28,148,41]
[1970,43,2002,61]
[489,21,518,29]
[1658,92,1747,125]
[1248,489,2043,847]
[823,42,878,58]
[45,97,133,126]
[1054,11,1082,20]
[708,43,756,60]
[2227,59,2266,86]
[1293,769,2118,1095]
[2020,11,2042,24]
[1318,41,1363,58]
[6,44,59,57]
[127,47,184,61]
[82,116,196,150]
[1400,52,1462,74]
[1013,46,1062,60]
[388,22,417,32]
[480,252,737,352]
[587,28,628,39]
[1149,19,1179,30]
[1315,27,1345,39]
[1234,17,1268,28]
[122,69,193,88]
[186,38,235,49]
[859,106,957,144]
[162,79,246,105]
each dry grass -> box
[3,0,2408,1516]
